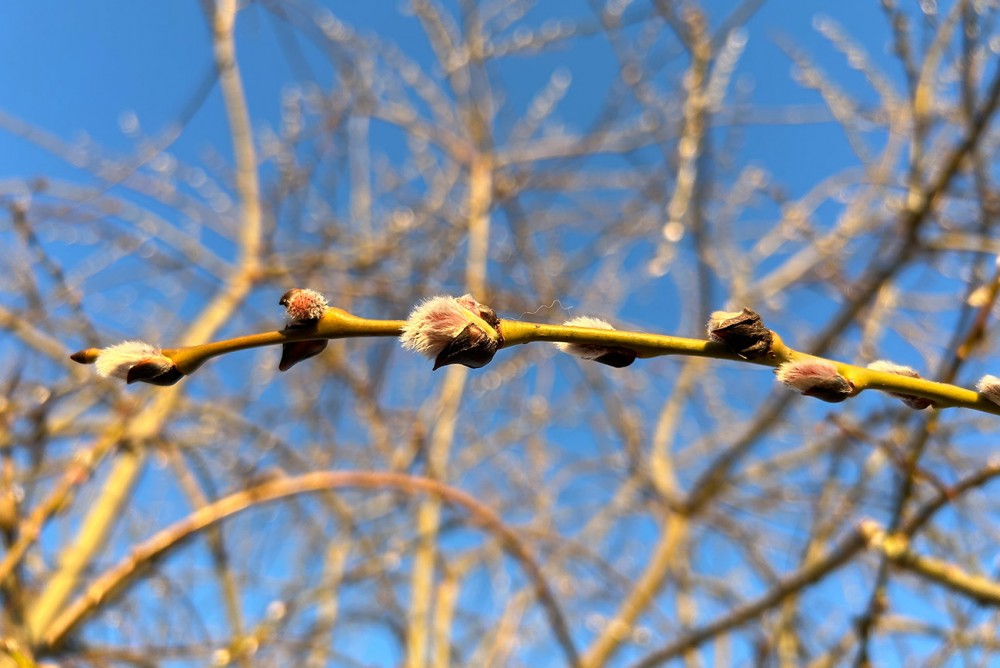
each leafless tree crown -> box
[2,1,1000,666]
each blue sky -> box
[0,1,891,196]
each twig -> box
[122,307,1000,418]
[0,430,123,590]
[582,514,689,667]
[629,526,868,668]
[859,519,1000,606]
[39,471,579,667]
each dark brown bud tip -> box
[432,323,501,370]
[800,375,854,403]
[126,361,185,386]
[593,348,637,368]
[278,339,329,371]
[899,396,933,410]
[707,308,773,360]
[470,301,502,334]
[70,348,100,364]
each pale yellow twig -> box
[859,519,1000,605]
[77,307,1000,418]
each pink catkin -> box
[775,359,842,392]
[776,359,853,402]
[400,295,475,358]
[455,294,481,312]
[282,288,328,322]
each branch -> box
[0,431,122,591]
[859,519,1000,606]
[629,526,868,668]
[73,302,1000,418]
[28,0,268,640]
[581,514,689,667]
[37,471,579,667]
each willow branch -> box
[92,305,1000,418]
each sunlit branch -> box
[38,471,578,667]
[74,304,1000,417]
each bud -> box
[976,374,1000,406]
[277,289,330,371]
[280,288,328,323]
[554,317,636,368]
[775,359,854,403]
[125,360,185,386]
[866,360,933,410]
[76,340,184,386]
[69,348,100,364]
[278,339,328,371]
[707,308,773,360]
[400,294,503,370]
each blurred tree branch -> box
[2,1,1000,666]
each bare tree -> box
[3,1,1000,666]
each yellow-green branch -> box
[163,308,405,375]
[83,306,1000,417]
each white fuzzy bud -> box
[976,375,1000,406]
[554,316,636,368]
[867,360,932,409]
[94,341,161,379]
